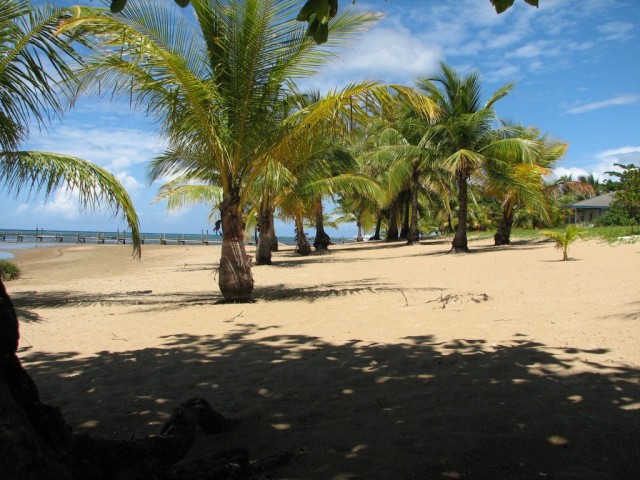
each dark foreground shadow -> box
[21,325,640,479]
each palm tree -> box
[279,139,382,254]
[419,62,534,253]
[0,0,141,255]
[542,225,582,261]
[479,126,568,245]
[63,0,400,301]
[577,173,601,197]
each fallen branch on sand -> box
[426,292,490,309]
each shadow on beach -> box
[21,325,640,479]
[262,238,549,268]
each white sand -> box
[6,238,640,478]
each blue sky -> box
[2,0,639,237]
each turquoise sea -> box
[0,228,302,260]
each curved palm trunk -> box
[312,199,331,253]
[372,214,383,240]
[256,207,272,265]
[494,201,515,246]
[386,200,399,241]
[407,185,419,245]
[451,169,470,253]
[356,220,363,242]
[218,189,254,302]
[269,215,279,252]
[294,215,311,255]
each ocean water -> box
[0,228,304,259]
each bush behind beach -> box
[0,260,20,281]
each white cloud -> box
[31,191,81,220]
[595,146,640,173]
[554,146,640,181]
[480,61,521,84]
[597,21,634,41]
[116,172,144,192]
[567,95,640,114]
[26,124,163,171]
[320,25,443,84]
[507,40,550,59]
[552,166,591,180]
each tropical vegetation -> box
[1,0,612,303]
[0,0,142,255]
[60,0,438,301]
[542,225,582,261]
[599,163,640,226]
[0,259,21,281]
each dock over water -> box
[0,229,220,246]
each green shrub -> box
[541,225,583,261]
[0,260,21,281]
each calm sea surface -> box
[0,228,305,259]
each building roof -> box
[566,193,615,209]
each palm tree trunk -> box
[356,221,363,242]
[372,214,383,240]
[256,207,272,265]
[218,188,254,301]
[269,215,279,252]
[494,203,514,246]
[407,184,419,245]
[400,194,410,239]
[451,168,469,253]
[312,198,331,253]
[1,277,74,479]
[386,200,399,241]
[294,215,311,255]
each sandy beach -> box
[5,238,640,479]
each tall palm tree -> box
[479,126,568,245]
[383,106,453,245]
[419,62,533,253]
[0,0,141,256]
[577,173,601,197]
[64,0,438,300]
[62,0,393,301]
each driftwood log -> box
[0,278,290,480]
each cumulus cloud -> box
[551,166,591,180]
[595,146,640,176]
[31,191,82,220]
[318,25,443,85]
[26,124,163,171]
[553,146,640,181]
[567,95,640,114]
[116,172,144,192]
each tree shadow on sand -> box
[11,290,219,318]
[21,324,640,479]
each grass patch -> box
[510,226,640,243]
[0,260,21,281]
[582,225,640,243]
[466,226,640,244]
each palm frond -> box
[153,183,222,211]
[1,150,141,255]
[1,0,85,149]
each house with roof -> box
[563,193,615,225]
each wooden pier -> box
[157,233,212,245]
[1,229,218,246]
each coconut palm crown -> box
[61,0,436,301]
[419,62,540,253]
